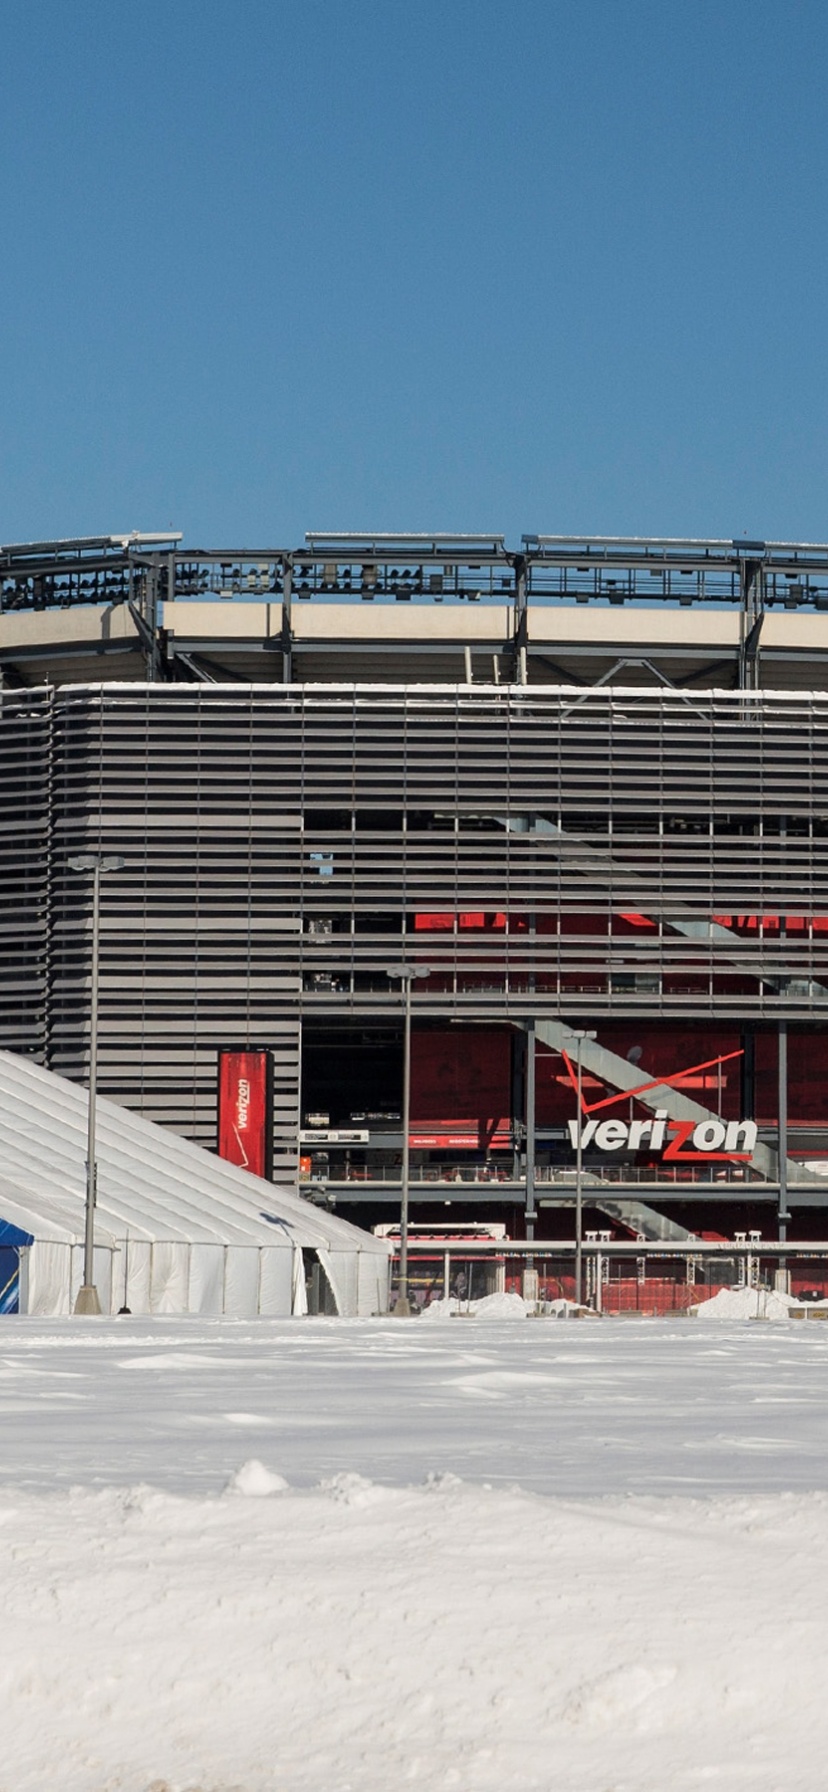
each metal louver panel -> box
[49,685,302,1177]
[0,691,51,1056]
[2,681,828,1184]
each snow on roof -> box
[0,1051,386,1257]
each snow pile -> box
[225,1457,290,1496]
[420,1289,529,1319]
[695,1283,797,1321]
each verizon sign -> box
[560,1045,757,1164]
[217,1049,272,1179]
[567,1112,757,1162]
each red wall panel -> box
[410,1028,511,1148]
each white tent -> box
[0,1052,390,1317]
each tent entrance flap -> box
[304,1249,339,1315]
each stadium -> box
[4,526,828,1309]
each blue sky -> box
[2,0,827,548]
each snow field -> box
[4,1316,828,1790]
[5,1473,828,1792]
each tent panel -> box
[25,1241,73,1315]
[121,1239,152,1314]
[0,1179,81,1246]
[223,1247,260,1317]
[150,1242,190,1314]
[258,1246,294,1316]
[188,1243,225,1315]
[317,1248,357,1317]
[358,1250,390,1318]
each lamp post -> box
[67,852,125,1315]
[565,1029,596,1308]
[383,963,430,1316]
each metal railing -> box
[385,1238,828,1315]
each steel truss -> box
[6,531,828,692]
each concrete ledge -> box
[0,603,139,651]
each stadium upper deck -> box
[4,529,828,691]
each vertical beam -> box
[575,1043,584,1305]
[398,973,413,1310]
[738,553,765,690]
[84,860,101,1291]
[513,553,527,685]
[778,1019,789,1242]
[524,1019,536,1242]
[139,556,163,682]
[281,557,293,684]
[294,1016,303,1188]
[740,1029,755,1120]
[511,1024,526,1183]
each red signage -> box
[409,1122,511,1149]
[560,1047,755,1163]
[217,1049,272,1179]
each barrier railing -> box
[382,1238,828,1315]
[305,1160,772,1188]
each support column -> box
[524,1019,536,1243]
[777,1019,789,1243]
[134,555,163,682]
[740,1030,755,1121]
[513,553,528,685]
[511,1026,526,1184]
[281,558,293,684]
[737,551,765,690]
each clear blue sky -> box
[2,0,827,549]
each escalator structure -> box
[502,814,828,1004]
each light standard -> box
[67,852,125,1315]
[383,963,430,1316]
[565,1029,596,1308]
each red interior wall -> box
[411,1028,511,1141]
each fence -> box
[384,1238,828,1315]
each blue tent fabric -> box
[0,1220,33,1248]
[0,1223,31,1315]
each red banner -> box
[217,1050,272,1179]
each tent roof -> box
[0,1052,387,1257]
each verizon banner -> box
[217,1049,273,1180]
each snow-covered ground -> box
[4,1313,828,1790]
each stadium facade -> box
[4,528,828,1272]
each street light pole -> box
[67,852,125,1315]
[383,963,430,1316]
[575,1039,584,1307]
[564,1028,596,1308]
